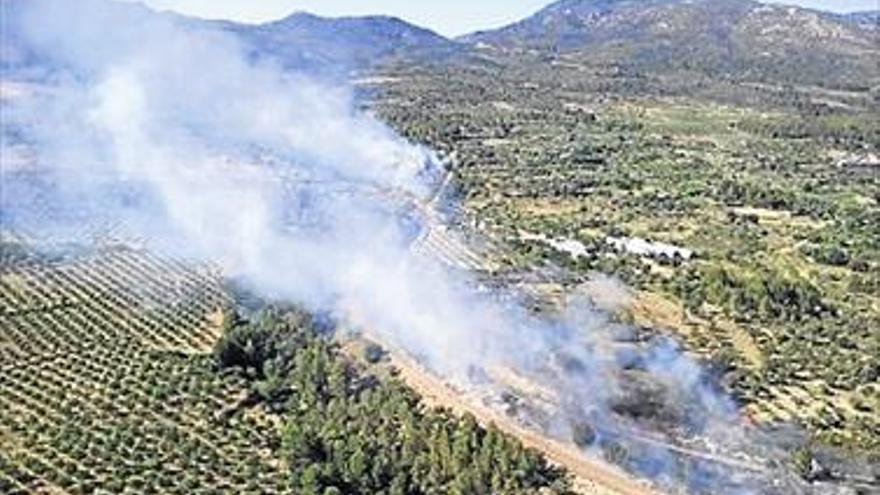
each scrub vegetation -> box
[373,53,880,456]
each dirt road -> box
[378,341,662,495]
[383,184,661,494]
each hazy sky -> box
[128,0,879,36]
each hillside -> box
[463,0,879,89]
[225,13,462,75]
[0,0,461,75]
[5,0,874,86]
[838,10,879,30]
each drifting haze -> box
[2,0,808,492]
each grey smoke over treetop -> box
[2,0,810,493]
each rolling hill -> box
[462,0,879,89]
[0,0,461,76]
[4,0,876,87]
[224,12,462,75]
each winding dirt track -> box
[379,341,661,495]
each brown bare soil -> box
[375,339,662,495]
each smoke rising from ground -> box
[2,1,809,493]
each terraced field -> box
[0,249,227,356]
[0,245,303,494]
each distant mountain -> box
[461,0,686,49]
[0,0,461,76]
[3,0,876,88]
[463,0,879,89]
[837,10,879,30]
[225,13,462,75]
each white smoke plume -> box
[1,1,812,493]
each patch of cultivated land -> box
[375,65,880,459]
[0,247,304,494]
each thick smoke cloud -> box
[2,0,521,390]
[2,1,806,493]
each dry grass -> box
[629,291,684,331]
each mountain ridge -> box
[462,0,879,89]
[2,0,877,88]
[0,0,462,76]
[223,11,462,75]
